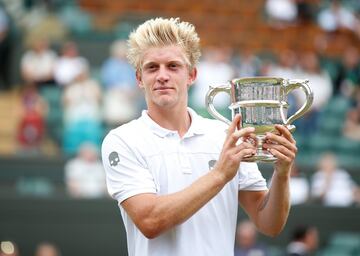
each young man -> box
[101,17,297,256]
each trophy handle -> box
[283,79,314,125]
[205,84,232,125]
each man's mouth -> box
[154,86,173,91]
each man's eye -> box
[146,65,157,71]
[169,63,179,69]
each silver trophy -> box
[206,77,313,162]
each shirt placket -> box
[178,139,192,174]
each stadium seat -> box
[39,86,63,145]
[323,232,360,256]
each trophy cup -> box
[206,77,313,162]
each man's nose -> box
[156,66,170,83]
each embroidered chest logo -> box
[109,151,120,166]
[208,160,217,170]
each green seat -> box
[307,134,336,154]
[319,246,354,256]
[295,150,318,168]
[330,232,360,250]
[40,86,62,104]
[323,95,351,116]
[293,133,309,152]
[317,114,344,136]
[335,138,360,155]
[40,87,63,145]
[268,246,284,256]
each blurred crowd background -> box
[1,0,360,255]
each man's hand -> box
[263,124,297,177]
[213,114,257,182]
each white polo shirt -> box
[101,108,267,256]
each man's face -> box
[136,45,196,111]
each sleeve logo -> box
[109,151,120,166]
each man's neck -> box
[147,106,191,138]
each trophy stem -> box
[242,135,277,163]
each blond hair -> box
[127,17,201,71]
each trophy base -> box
[242,148,277,163]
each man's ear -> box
[136,70,143,89]
[188,67,197,87]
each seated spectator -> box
[16,83,48,155]
[54,41,88,87]
[20,37,58,88]
[101,40,136,90]
[267,49,299,79]
[317,0,360,36]
[310,152,359,207]
[294,51,333,135]
[265,0,298,28]
[62,66,103,155]
[34,242,61,256]
[234,220,269,256]
[289,164,310,205]
[233,48,262,78]
[190,46,234,115]
[267,49,300,116]
[296,0,316,25]
[343,93,360,141]
[64,143,107,198]
[336,46,360,98]
[100,40,142,128]
[0,4,12,91]
[286,225,319,256]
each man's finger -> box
[274,124,295,143]
[226,114,241,139]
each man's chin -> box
[154,97,177,108]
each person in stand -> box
[101,17,297,256]
[286,225,319,256]
[34,242,61,256]
[310,152,359,207]
[234,220,269,256]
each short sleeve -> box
[238,162,268,191]
[101,132,157,204]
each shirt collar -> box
[141,107,205,138]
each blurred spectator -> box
[310,152,359,207]
[234,220,269,256]
[20,37,57,88]
[265,0,298,28]
[65,143,107,198]
[54,41,88,87]
[286,225,319,256]
[296,0,316,25]
[317,0,360,36]
[191,47,234,112]
[289,164,310,205]
[343,93,360,141]
[233,49,262,78]
[267,49,300,116]
[16,83,48,155]
[0,241,19,256]
[0,4,12,90]
[295,51,332,135]
[268,49,299,79]
[34,242,60,256]
[100,40,136,90]
[21,2,67,47]
[62,66,102,155]
[336,46,360,98]
[100,40,141,128]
